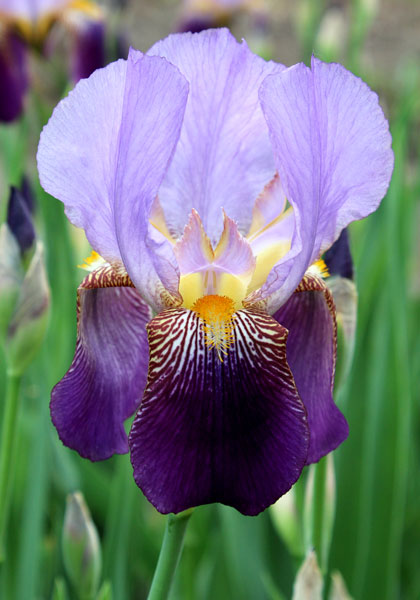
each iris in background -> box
[0,0,105,122]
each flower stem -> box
[311,457,327,565]
[147,510,192,600]
[305,455,335,573]
[0,372,22,561]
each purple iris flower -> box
[37,29,393,516]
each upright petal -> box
[113,50,189,309]
[273,273,348,463]
[129,307,309,515]
[149,28,285,241]
[38,49,189,310]
[259,57,393,311]
[51,264,152,461]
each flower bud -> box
[304,455,336,570]
[270,488,304,558]
[6,241,50,375]
[292,550,323,600]
[0,30,28,123]
[0,224,22,339]
[62,492,102,600]
[329,571,353,600]
[315,7,347,62]
[61,2,106,82]
[7,185,36,254]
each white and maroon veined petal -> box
[273,273,348,463]
[129,306,309,516]
[51,264,152,461]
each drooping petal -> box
[51,264,152,461]
[273,273,348,463]
[258,57,393,311]
[129,306,309,515]
[38,48,189,311]
[148,28,285,241]
[0,32,28,123]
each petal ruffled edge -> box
[51,264,152,461]
[129,306,309,515]
[273,272,348,463]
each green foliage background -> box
[0,0,419,598]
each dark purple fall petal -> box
[51,266,152,461]
[0,32,28,123]
[7,186,36,253]
[71,20,106,82]
[129,307,309,516]
[273,273,348,464]
[323,228,354,280]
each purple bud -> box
[72,20,106,82]
[0,32,28,123]
[324,228,354,280]
[7,186,36,254]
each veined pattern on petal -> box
[273,271,348,463]
[51,263,151,461]
[129,306,309,515]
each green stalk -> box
[311,458,327,563]
[305,455,335,574]
[0,373,22,560]
[147,511,192,600]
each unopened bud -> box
[6,241,50,375]
[62,492,102,600]
[7,186,36,254]
[304,455,336,570]
[329,571,353,600]
[0,224,22,338]
[292,550,323,600]
[270,489,304,558]
[315,7,347,61]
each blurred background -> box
[0,0,419,598]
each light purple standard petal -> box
[51,266,152,461]
[258,57,393,312]
[38,49,189,310]
[149,28,285,242]
[113,50,189,309]
[273,273,348,463]
[129,307,308,515]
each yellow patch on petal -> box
[179,271,249,311]
[192,294,236,361]
[247,240,291,295]
[149,198,176,244]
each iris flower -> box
[0,0,105,122]
[37,29,393,516]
